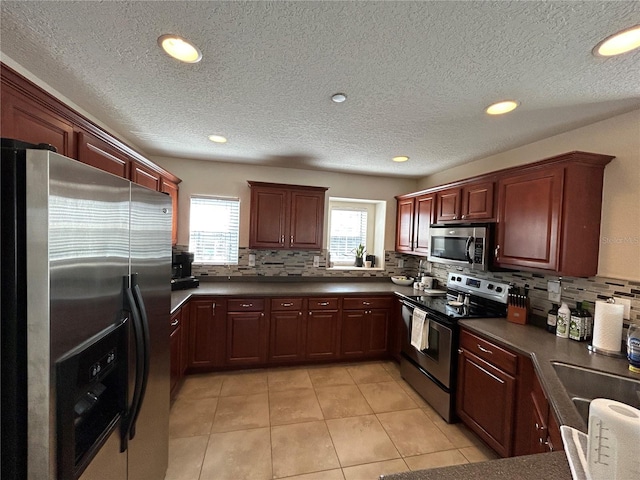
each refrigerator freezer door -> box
[127,184,171,479]
[25,150,130,479]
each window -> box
[189,196,240,264]
[329,207,368,264]
[328,197,385,268]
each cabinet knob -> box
[261,312,264,317]
[171,319,179,327]
[462,214,466,219]
[458,348,463,354]
[363,301,371,306]
[212,303,216,313]
[453,215,458,220]
[281,234,285,245]
[290,235,294,244]
[299,312,302,316]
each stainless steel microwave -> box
[427,225,490,271]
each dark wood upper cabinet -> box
[461,180,494,221]
[77,131,131,178]
[395,197,415,253]
[395,193,434,255]
[436,187,462,222]
[0,84,76,157]
[495,152,613,277]
[132,161,162,191]
[248,181,327,250]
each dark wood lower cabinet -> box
[269,308,306,363]
[306,309,339,360]
[226,299,268,366]
[188,298,226,370]
[456,349,516,457]
[341,297,392,359]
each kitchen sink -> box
[551,361,640,424]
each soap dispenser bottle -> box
[556,302,570,338]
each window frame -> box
[188,194,240,265]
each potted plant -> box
[353,244,366,267]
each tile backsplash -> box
[174,245,417,279]
[425,263,640,324]
[174,245,638,323]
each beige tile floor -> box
[165,361,498,480]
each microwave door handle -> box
[465,236,474,264]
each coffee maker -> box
[171,252,199,290]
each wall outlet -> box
[313,256,319,267]
[547,280,561,303]
[248,254,256,267]
[613,297,631,319]
[398,259,404,268]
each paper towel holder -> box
[587,297,627,358]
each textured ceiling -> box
[1,1,639,178]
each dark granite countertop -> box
[171,280,417,313]
[381,451,571,480]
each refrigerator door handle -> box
[129,273,151,440]
[121,276,145,448]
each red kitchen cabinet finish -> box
[306,297,340,361]
[436,187,462,223]
[461,180,494,221]
[248,181,327,250]
[269,298,306,363]
[226,299,269,366]
[340,297,392,359]
[495,152,613,277]
[188,298,226,371]
[395,193,434,255]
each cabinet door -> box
[436,188,461,222]
[170,323,182,398]
[306,310,339,360]
[367,309,390,355]
[496,168,563,271]
[457,349,516,457]
[269,310,306,363]
[340,311,367,358]
[289,189,325,249]
[529,394,549,454]
[461,181,494,221]
[414,194,434,255]
[180,305,190,375]
[249,187,288,248]
[77,131,131,178]
[161,179,179,246]
[226,311,268,366]
[1,87,76,157]
[395,197,415,253]
[188,299,219,368]
[131,161,161,191]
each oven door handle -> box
[465,236,474,264]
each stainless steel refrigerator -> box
[1,140,171,479]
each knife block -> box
[507,301,528,325]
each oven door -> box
[400,301,453,389]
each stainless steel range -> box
[397,272,509,423]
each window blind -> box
[189,196,240,264]
[329,208,367,263]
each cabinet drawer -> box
[343,297,393,310]
[271,298,303,311]
[460,329,517,376]
[228,298,265,312]
[308,297,339,310]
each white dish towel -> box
[410,308,429,350]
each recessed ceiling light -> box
[392,156,409,163]
[158,34,202,63]
[208,135,227,143]
[593,25,640,57]
[331,93,347,103]
[485,100,519,115]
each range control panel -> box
[447,272,510,304]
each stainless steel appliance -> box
[427,225,491,271]
[1,140,171,480]
[397,272,509,422]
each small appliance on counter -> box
[171,252,199,290]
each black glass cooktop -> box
[399,293,507,321]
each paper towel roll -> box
[587,399,640,480]
[592,301,624,352]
